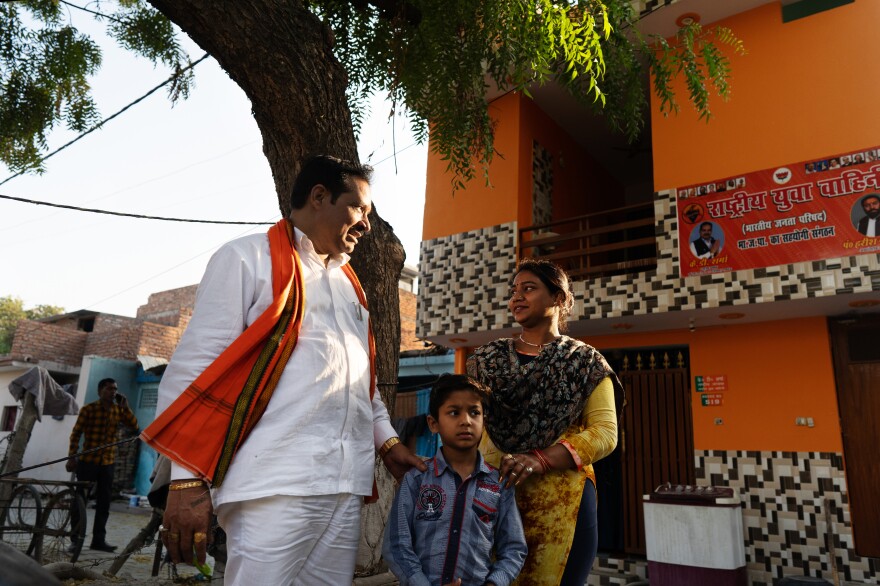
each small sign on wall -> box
[695,375,728,392]
[701,393,724,406]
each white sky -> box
[0,14,427,317]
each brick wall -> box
[83,315,143,360]
[38,315,85,331]
[137,321,184,361]
[399,289,423,352]
[80,314,186,361]
[12,282,419,366]
[10,320,88,366]
[136,284,198,327]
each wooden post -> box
[107,508,164,576]
[0,392,39,514]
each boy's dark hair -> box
[428,374,490,419]
[289,154,373,210]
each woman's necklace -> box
[518,334,557,350]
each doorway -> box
[597,346,696,555]
[829,314,880,558]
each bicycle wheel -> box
[35,488,86,564]
[2,484,42,557]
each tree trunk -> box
[146,1,404,575]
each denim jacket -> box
[383,448,526,586]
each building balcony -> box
[520,201,658,280]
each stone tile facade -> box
[532,141,553,225]
[699,450,878,585]
[416,188,880,583]
[418,222,518,338]
[417,190,880,339]
[585,450,879,585]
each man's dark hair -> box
[428,374,490,420]
[98,378,116,390]
[289,155,373,210]
[861,193,880,207]
[700,221,714,231]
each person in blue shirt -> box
[383,374,527,586]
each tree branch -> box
[350,0,421,26]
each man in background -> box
[856,193,880,236]
[67,377,138,552]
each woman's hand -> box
[498,452,542,489]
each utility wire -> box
[0,52,211,188]
[0,437,139,479]
[0,142,415,226]
[367,140,419,167]
[0,192,273,225]
[81,218,276,310]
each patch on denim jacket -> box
[416,484,446,520]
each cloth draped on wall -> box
[8,366,79,420]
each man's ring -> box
[158,524,167,533]
[194,532,207,543]
[525,466,533,474]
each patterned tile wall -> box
[532,141,553,225]
[633,0,679,18]
[417,223,518,338]
[585,450,878,586]
[697,450,878,585]
[417,190,880,339]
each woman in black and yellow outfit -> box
[467,259,624,586]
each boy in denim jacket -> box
[383,375,526,586]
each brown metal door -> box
[829,314,880,557]
[619,367,695,555]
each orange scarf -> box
[141,219,376,486]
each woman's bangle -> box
[530,449,552,473]
[378,437,400,458]
[169,479,206,491]
[557,439,582,469]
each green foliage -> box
[650,23,746,123]
[314,0,743,189]
[0,0,193,173]
[0,295,64,355]
[0,0,742,189]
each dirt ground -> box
[50,500,397,585]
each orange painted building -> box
[417,1,879,584]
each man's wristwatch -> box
[378,437,400,458]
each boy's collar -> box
[433,447,490,478]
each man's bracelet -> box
[169,480,206,491]
[378,437,400,458]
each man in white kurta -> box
[152,156,424,585]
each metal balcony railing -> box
[519,202,657,280]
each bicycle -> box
[0,478,89,563]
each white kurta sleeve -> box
[156,238,265,479]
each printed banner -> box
[677,146,880,277]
